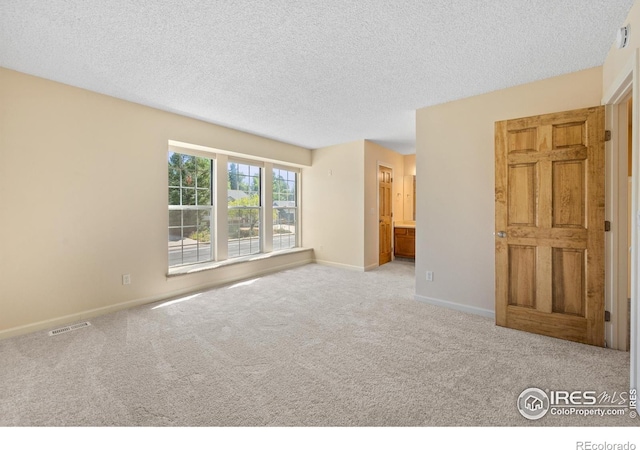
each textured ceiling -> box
[0,1,635,154]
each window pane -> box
[168,227,182,245]
[183,210,196,227]
[228,207,261,258]
[168,150,214,268]
[168,237,183,266]
[273,208,297,251]
[194,210,211,262]
[272,168,296,207]
[169,188,181,206]
[180,155,194,187]
[196,210,211,243]
[245,193,260,207]
[228,161,261,209]
[197,188,210,206]
[182,188,196,206]
[168,167,181,188]
[169,210,181,227]
[168,152,183,185]
[197,242,212,262]
[181,241,199,265]
[196,157,211,189]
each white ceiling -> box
[0,1,635,154]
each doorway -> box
[602,51,638,405]
[606,96,633,351]
[378,165,393,265]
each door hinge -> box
[605,220,611,232]
[605,130,612,142]
[605,310,611,322]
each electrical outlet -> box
[426,271,434,282]
[122,274,131,285]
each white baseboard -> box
[364,263,379,272]
[0,258,313,341]
[314,259,366,272]
[0,296,158,341]
[414,294,495,319]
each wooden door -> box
[379,166,393,265]
[495,106,605,346]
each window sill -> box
[166,247,312,278]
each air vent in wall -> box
[48,321,91,336]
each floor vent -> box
[48,321,91,336]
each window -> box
[167,146,300,271]
[272,168,297,251]
[227,161,261,257]
[168,152,214,267]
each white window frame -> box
[272,165,300,251]
[227,158,263,258]
[167,145,301,272]
[167,150,216,268]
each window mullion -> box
[215,154,229,261]
[263,163,273,253]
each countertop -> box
[394,222,415,229]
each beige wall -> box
[404,154,416,176]
[363,141,405,269]
[302,140,406,271]
[0,68,312,337]
[415,67,603,315]
[302,141,365,269]
[603,1,640,99]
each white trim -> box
[168,139,311,169]
[414,294,495,319]
[214,153,229,261]
[604,100,631,351]
[603,48,639,404]
[364,263,379,272]
[314,259,366,272]
[631,50,640,406]
[167,247,312,276]
[227,156,265,168]
[168,144,217,161]
[296,169,302,248]
[262,162,274,253]
[602,56,635,105]
[1,255,313,341]
[273,163,301,173]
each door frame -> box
[377,162,394,266]
[605,95,631,351]
[602,48,639,404]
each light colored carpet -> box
[0,261,636,426]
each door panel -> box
[379,166,392,265]
[495,106,605,346]
[508,245,536,308]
